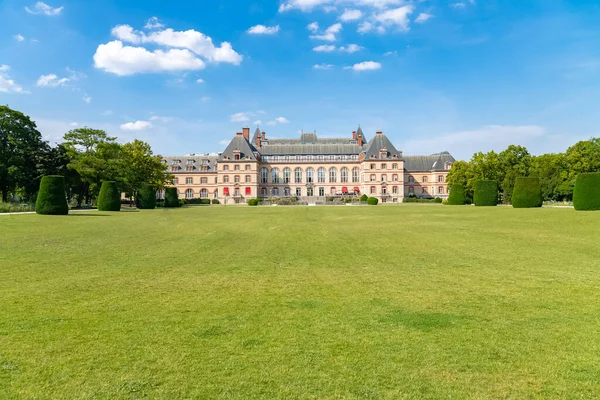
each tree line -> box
[0,105,172,206]
[446,140,600,203]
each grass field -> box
[1,205,599,399]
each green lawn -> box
[1,205,599,399]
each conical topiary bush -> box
[164,187,181,208]
[512,177,542,208]
[474,180,498,206]
[573,172,600,211]
[97,181,121,211]
[35,175,69,215]
[136,184,157,209]
[447,183,466,205]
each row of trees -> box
[0,106,172,205]
[446,140,600,203]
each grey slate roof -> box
[363,132,402,160]
[219,134,258,161]
[356,126,368,143]
[404,151,455,171]
[259,131,364,155]
[162,154,219,173]
[251,127,261,146]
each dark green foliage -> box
[211,199,220,205]
[512,177,542,208]
[247,198,260,206]
[136,185,156,209]
[573,173,600,211]
[35,175,69,215]
[447,184,466,205]
[164,187,180,208]
[404,197,436,203]
[185,198,211,205]
[367,197,379,205]
[434,197,443,203]
[474,180,498,206]
[360,194,368,202]
[97,181,121,211]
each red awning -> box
[342,187,348,193]
[353,187,360,192]
[245,187,251,195]
[224,187,229,195]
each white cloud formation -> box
[415,13,432,23]
[25,2,63,16]
[14,34,25,42]
[253,120,263,125]
[266,117,290,126]
[247,24,280,34]
[346,61,381,71]
[307,22,320,32]
[310,22,342,41]
[36,73,69,87]
[383,50,397,56]
[230,112,251,122]
[196,78,204,83]
[149,115,173,123]
[339,44,362,53]
[120,121,152,131]
[339,9,362,21]
[144,17,164,30]
[0,65,28,94]
[313,44,336,52]
[82,95,91,104]
[374,5,414,31]
[313,63,334,70]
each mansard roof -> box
[363,132,402,160]
[219,134,258,161]
[259,131,364,155]
[403,151,455,172]
[162,154,219,172]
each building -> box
[162,127,455,204]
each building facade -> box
[162,127,455,204]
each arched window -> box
[306,168,314,183]
[295,167,302,183]
[318,167,326,183]
[185,189,194,199]
[260,167,268,183]
[329,167,337,183]
[200,189,208,198]
[341,167,349,183]
[283,168,291,184]
[352,167,359,183]
[272,168,280,184]
[273,187,279,196]
[245,175,251,183]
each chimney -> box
[376,130,383,135]
[358,135,363,146]
[257,136,261,147]
[352,130,357,140]
[242,127,250,141]
[261,132,265,140]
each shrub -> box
[573,172,600,211]
[97,181,121,211]
[136,185,157,209]
[184,198,211,205]
[164,187,180,208]
[1,202,35,213]
[434,197,443,203]
[404,197,435,203]
[367,197,379,205]
[247,198,260,206]
[512,177,542,208]
[211,199,220,205]
[474,180,498,207]
[35,175,69,215]
[360,194,368,202]
[447,183,466,205]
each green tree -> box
[499,145,531,204]
[121,139,172,201]
[446,160,472,198]
[530,153,569,201]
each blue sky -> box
[1,0,600,159]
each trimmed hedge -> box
[35,175,69,215]
[573,172,600,211]
[211,199,220,205]
[247,198,260,206]
[359,194,369,202]
[434,197,443,203]
[474,180,498,207]
[404,197,435,203]
[512,177,542,208]
[97,181,121,211]
[367,197,379,205]
[164,187,181,208]
[447,183,466,205]
[136,185,157,209]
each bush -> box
[35,175,69,215]
[1,202,35,213]
[164,187,180,208]
[184,198,211,205]
[211,199,220,205]
[97,181,121,211]
[367,197,379,205]
[247,198,260,206]
[434,197,443,203]
[403,197,435,203]
[474,180,498,207]
[136,185,157,209]
[359,194,368,202]
[573,172,600,211]
[512,177,542,208]
[447,183,466,205]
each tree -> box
[0,106,46,202]
[499,145,531,204]
[35,175,69,215]
[530,153,570,201]
[121,139,172,201]
[446,160,471,195]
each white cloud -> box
[25,2,63,16]
[196,78,204,83]
[253,120,263,125]
[247,24,280,34]
[313,44,336,52]
[120,121,153,131]
[451,2,467,8]
[375,5,414,31]
[267,117,290,126]
[310,22,342,41]
[357,21,373,33]
[339,9,362,21]
[313,63,334,70]
[36,73,69,87]
[230,112,251,122]
[144,16,164,30]
[346,61,381,71]
[14,34,25,42]
[82,95,91,104]
[339,44,362,53]
[383,50,397,56]
[279,0,331,12]
[0,65,28,94]
[149,115,173,123]
[415,13,432,23]
[307,22,319,33]
[69,122,78,127]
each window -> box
[223,176,229,183]
[370,163,376,170]
[318,167,326,183]
[245,175,251,183]
[392,174,398,182]
[283,168,291,184]
[330,187,336,195]
[284,187,290,197]
[329,168,337,183]
[234,188,240,197]
[306,168,314,183]
[173,178,179,185]
[273,187,279,196]
[438,175,444,182]
[319,187,325,196]
[245,187,251,195]
[272,168,280,184]
[201,177,207,184]
[409,176,414,183]
[352,167,359,183]
[234,165,240,171]
[392,163,398,170]
[409,186,414,194]
[200,189,208,198]
[157,190,165,200]
[185,189,194,199]
[393,186,398,194]
[261,188,267,197]
[224,165,229,171]
[423,176,428,183]
[439,186,444,194]
[186,177,193,184]
[382,187,387,195]
[260,168,268,184]
[185,165,195,172]
[246,165,251,171]
[295,168,302,183]
[382,174,387,182]
[370,174,376,182]
[341,167,349,183]
[296,187,302,196]
[307,188,313,196]
[381,163,387,170]
[234,175,240,183]
[370,186,376,194]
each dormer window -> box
[379,148,387,158]
[171,160,180,165]
[186,159,195,165]
[233,149,241,160]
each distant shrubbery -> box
[367,197,378,205]
[474,180,498,206]
[247,198,260,206]
[360,194,368,202]
[184,198,211,205]
[164,187,180,208]
[136,185,156,209]
[1,202,35,213]
[447,184,466,205]
[211,199,220,205]
[35,176,69,215]
[97,181,121,211]
[573,173,600,211]
[512,177,542,208]
[403,197,443,204]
